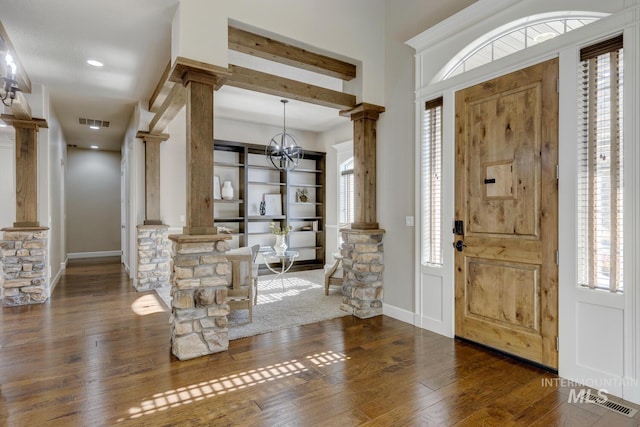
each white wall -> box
[173,0,386,105]
[152,0,473,316]
[25,84,51,232]
[1,84,67,295]
[47,107,67,288]
[378,0,477,319]
[66,148,121,255]
[0,131,15,228]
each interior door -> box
[454,58,559,368]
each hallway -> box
[1,258,638,425]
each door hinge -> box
[556,250,559,265]
[556,164,559,180]
[556,336,559,352]
[556,78,560,94]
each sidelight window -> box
[339,157,354,228]
[422,98,443,266]
[577,35,624,293]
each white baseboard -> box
[49,261,66,295]
[383,303,416,325]
[67,250,121,259]
[417,314,454,338]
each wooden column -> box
[168,57,231,235]
[339,103,385,230]
[136,131,170,225]
[2,117,48,228]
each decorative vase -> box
[221,181,234,200]
[274,235,287,256]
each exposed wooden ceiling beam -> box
[148,83,186,134]
[168,56,231,89]
[146,57,232,134]
[228,26,357,81]
[1,114,47,128]
[148,60,172,113]
[227,64,356,110]
[0,20,32,94]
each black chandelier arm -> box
[0,76,20,107]
[1,94,14,107]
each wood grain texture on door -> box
[454,58,559,368]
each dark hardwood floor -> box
[1,257,638,426]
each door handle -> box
[454,240,467,252]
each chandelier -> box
[1,53,20,107]
[266,99,302,171]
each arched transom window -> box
[438,11,608,81]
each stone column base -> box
[1,227,50,306]
[340,228,385,319]
[168,233,232,361]
[136,224,171,291]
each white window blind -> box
[339,157,354,227]
[577,35,624,293]
[422,98,443,265]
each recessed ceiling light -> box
[90,145,99,149]
[533,32,557,43]
[89,125,100,130]
[86,59,104,67]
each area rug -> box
[154,269,348,340]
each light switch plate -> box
[405,216,414,227]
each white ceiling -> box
[1,0,345,151]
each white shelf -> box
[214,140,325,271]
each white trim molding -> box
[383,303,416,326]
[49,261,66,295]
[67,250,122,259]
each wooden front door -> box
[454,58,559,368]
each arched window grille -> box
[438,12,607,81]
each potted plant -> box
[269,222,292,255]
[296,188,308,203]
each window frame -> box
[436,12,608,82]
[576,35,624,293]
[421,97,444,266]
[339,157,354,228]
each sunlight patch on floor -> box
[256,277,322,305]
[306,351,349,368]
[131,294,165,316]
[117,351,349,422]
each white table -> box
[261,249,300,291]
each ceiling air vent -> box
[78,118,110,128]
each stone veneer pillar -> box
[340,228,385,318]
[136,225,171,291]
[0,227,49,306]
[168,234,232,360]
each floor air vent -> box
[582,391,638,418]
